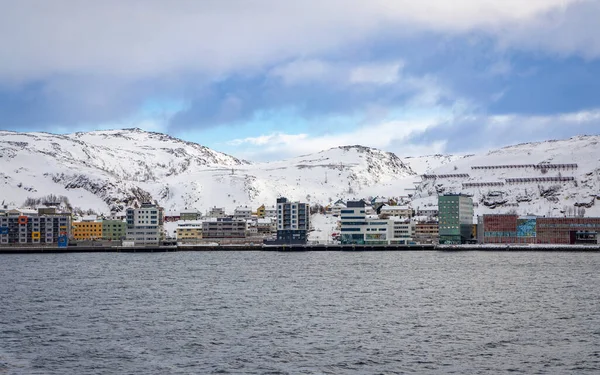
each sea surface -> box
[0,251,599,374]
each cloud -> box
[0,0,589,84]
[1,0,599,132]
[226,114,446,161]
[224,108,600,161]
[407,109,600,154]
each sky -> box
[1,0,600,161]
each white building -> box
[340,201,415,245]
[331,202,347,217]
[264,206,277,218]
[257,217,276,236]
[207,207,227,218]
[417,207,438,218]
[379,205,413,219]
[234,206,253,220]
[387,218,415,245]
[126,203,164,245]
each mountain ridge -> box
[1,129,598,217]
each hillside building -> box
[180,210,201,221]
[234,206,252,220]
[438,194,474,244]
[125,203,165,245]
[379,205,413,219]
[264,206,277,218]
[207,207,226,218]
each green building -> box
[438,194,474,244]
[102,220,126,241]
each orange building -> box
[72,221,103,240]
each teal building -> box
[438,194,474,244]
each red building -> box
[480,214,600,245]
[536,217,600,245]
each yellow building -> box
[256,204,266,218]
[176,224,203,241]
[72,221,103,240]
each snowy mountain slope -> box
[0,130,417,213]
[403,154,467,175]
[411,135,600,218]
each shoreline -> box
[1,244,600,253]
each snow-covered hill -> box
[411,135,600,218]
[0,129,417,213]
[2,129,598,217]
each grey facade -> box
[274,197,309,244]
[126,203,165,245]
[0,210,71,245]
[202,217,246,238]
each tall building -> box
[0,208,71,245]
[438,194,474,244]
[125,203,164,245]
[340,200,367,245]
[275,197,309,244]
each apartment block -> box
[0,208,71,245]
[102,220,126,241]
[72,221,103,240]
[176,221,203,241]
[202,217,246,239]
[126,203,165,245]
[275,197,310,244]
[414,222,439,244]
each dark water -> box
[1,251,599,374]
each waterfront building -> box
[274,197,310,244]
[536,217,600,244]
[340,200,367,245]
[125,203,165,245]
[386,218,415,245]
[72,221,103,240]
[438,194,474,244]
[202,217,246,239]
[257,217,276,236]
[414,222,439,244]
[0,208,71,245]
[478,215,600,244]
[102,220,126,241]
[176,221,203,242]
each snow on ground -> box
[308,214,340,244]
